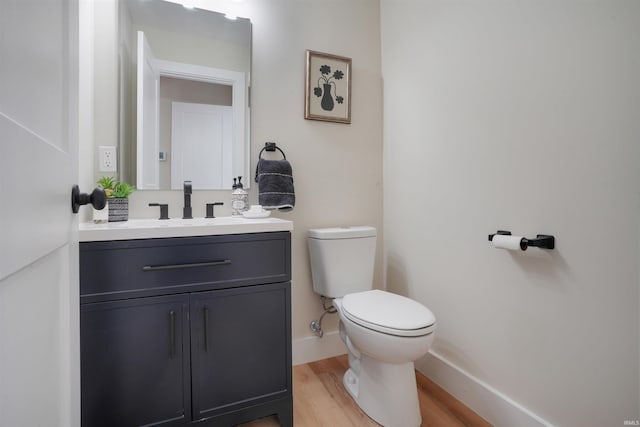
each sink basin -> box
[79,216,293,242]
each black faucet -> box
[206,202,224,218]
[148,203,169,220]
[183,180,193,219]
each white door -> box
[137,30,160,190]
[0,0,80,426]
[171,102,233,190]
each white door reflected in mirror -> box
[171,102,232,190]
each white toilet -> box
[307,226,436,427]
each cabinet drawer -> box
[80,232,290,302]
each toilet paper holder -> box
[488,230,555,250]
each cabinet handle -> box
[169,310,176,359]
[203,306,209,352]
[142,259,231,271]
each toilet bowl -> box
[307,227,436,427]
[335,290,435,427]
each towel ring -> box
[259,142,286,160]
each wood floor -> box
[238,355,492,427]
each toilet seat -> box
[341,290,435,337]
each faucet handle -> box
[148,203,169,220]
[206,202,224,218]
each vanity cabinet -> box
[80,232,292,427]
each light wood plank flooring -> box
[238,355,491,427]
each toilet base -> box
[343,354,421,427]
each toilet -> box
[307,226,436,427]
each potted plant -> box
[97,177,135,222]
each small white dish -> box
[242,210,271,219]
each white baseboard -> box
[416,350,552,427]
[292,330,347,366]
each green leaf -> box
[97,176,115,190]
[97,176,135,198]
[112,182,135,198]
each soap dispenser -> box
[231,176,248,216]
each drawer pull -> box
[142,259,231,271]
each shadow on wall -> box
[504,245,572,292]
[385,254,488,386]
[304,233,340,334]
[385,252,410,297]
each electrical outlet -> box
[99,146,117,172]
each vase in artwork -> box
[321,84,334,111]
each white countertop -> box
[79,217,294,242]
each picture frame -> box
[305,50,352,124]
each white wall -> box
[93,3,118,155]
[381,1,640,426]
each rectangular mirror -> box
[119,0,251,190]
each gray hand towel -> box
[255,158,295,211]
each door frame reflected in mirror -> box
[136,53,248,190]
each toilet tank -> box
[307,226,377,298]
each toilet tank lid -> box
[308,226,376,239]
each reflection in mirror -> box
[119,0,251,190]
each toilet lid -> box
[341,290,436,337]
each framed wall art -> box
[305,50,352,124]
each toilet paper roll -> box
[492,234,527,251]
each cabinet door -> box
[191,282,291,420]
[81,295,191,427]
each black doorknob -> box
[71,185,107,214]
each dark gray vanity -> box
[79,221,292,427]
